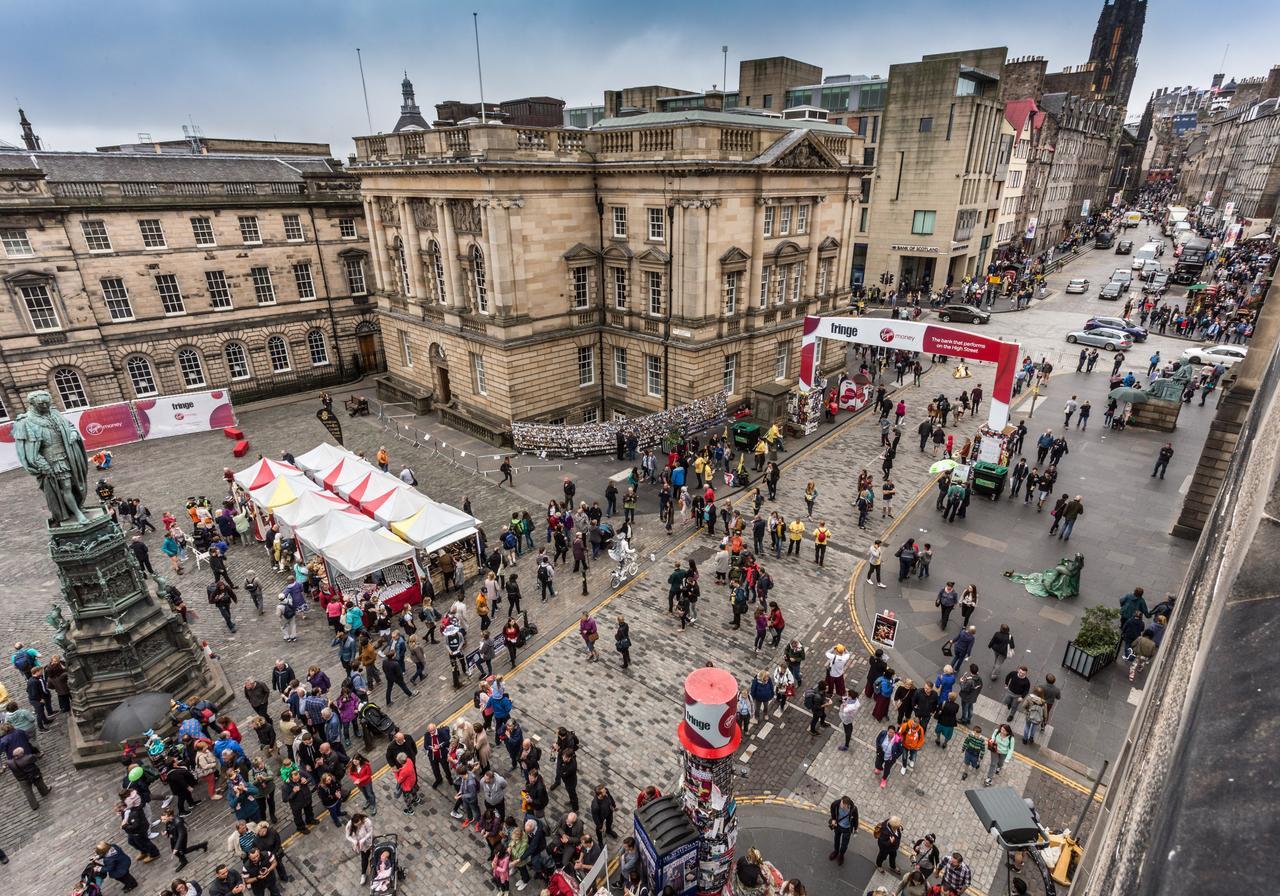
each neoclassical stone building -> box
[0,144,383,420]
[351,111,870,437]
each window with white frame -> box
[400,331,413,367]
[100,277,133,321]
[471,353,487,394]
[812,337,823,373]
[646,271,662,315]
[796,203,809,234]
[577,345,595,386]
[790,263,803,301]
[250,266,276,304]
[611,266,627,309]
[612,206,627,238]
[776,265,790,305]
[583,407,599,425]
[396,240,411,296]
[780,205,792,235]
[21,284,59,331]
[613,347,628,387]
[775,342,789,379]
[759,266,771,308]
[722,353,737,394]
[53,368,88,409]
[611,410,627,423]
[138,219,166,248]
[190,216,216,247]
[1,228,34,257]
[224,342,250,380]
[205,270,232,309]
[345,257,367,295]
[338,217,358,239]
[647,208,665,241]
[763,206,775,237]
[266,335,290,372]
[306,330,329,366]
[724,271,739,315]
[429,241,446,303]
[572,266,590,309]
[283,214,304,241]
[81,220,112,252]
[646,355,662,397]
[126,356,158,397]
[818,258,832,296]
[238,215,262,244]
[176,348,206,388]
[292,262,316,299]
[472,246,487,312]
[154,274,185,314]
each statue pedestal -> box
[49,508,233,767]
[1128,397,1182,432]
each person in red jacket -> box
[636,784,662,808]
[394,753,418,815]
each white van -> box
[1132,242,1159,270]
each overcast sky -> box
[4,0,1276,155]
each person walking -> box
[160,807,208,871]
[614,616,632,669]
[936,582,958,629]
[4,747,50,809]
[813,521,830,567]
[938,853,973,896]
[985,723,1015,786]
[956,663,983,725]
[579,613,600,662]
[934,693,960,748]
[803,482,818,519]
[381,651,414,706]
[1077,400,1092,430]
[1062,396,1079,428]
[1001,667,1032,721]
[1020,688,1047,745]
[866,541,885,587]
[874,817,902,875]
[1058,495,1084,540]
[1153,443,1174,479]
[828,795,858,865]
[988,625,1015,680]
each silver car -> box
[1066,327,1133,351]
[1065,278,1090,294]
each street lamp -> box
[1027,384,1040,417]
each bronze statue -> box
[1005,553,1084,600]
[1148,360,1195,403]
[13,389,89,525]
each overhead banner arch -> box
[799,315,1021,431]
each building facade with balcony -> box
[0,144,382,419]
[350,112,870,438]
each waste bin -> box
[731,422,762,451]
[971,461,1007,499]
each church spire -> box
[393,72,430,133]
[18,107,41,151]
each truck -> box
[1172,237,1211,285]
[1163,206,1190,236]
[1123,211,1143,229]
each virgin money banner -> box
[135,390,236,441]
[66,402,144,451]
[836,378,871,413]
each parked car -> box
[1116,239,1134,254]
[1099,282,1123,300]
[1085,316,1148,341]
[1181,345,1248,368]
[1110,269,1133,290]
[1144,272,1170,295]
[1065,278,1090,294]
[937,304,991,324]
[1067,327,1133,351]
[1140,260,1162,280]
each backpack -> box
[13,651,33,673]
[873,819,886,839]
[281,601,297,620]
[802,688,819,711]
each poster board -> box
[872,612,899,648]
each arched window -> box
[395,237,411,296]
[266,336,291,372]
[224,342,250,381]
[471,245,488,313]
[176,348,206,389]
[52,367,89,409]
[306,330,330,367]
[429,239,446,304]
[125,356,158,397]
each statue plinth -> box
[1127,396,1182,432]
[50,508,232,766]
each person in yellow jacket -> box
[476,591,491,632]
[693,454,708,488]
[813,522,831,567]
[753,439,769,472]
[787,519,806,558]
[766,423,785,452]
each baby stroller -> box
[367,834,405,893]
[358,701,397,741]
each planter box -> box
[1061,638,1120,680]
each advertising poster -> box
[136,390,236,440]
[66,402,143,451]
[872,612,899,648]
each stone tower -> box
[393,73,430,133]
[1088,0,1147,109]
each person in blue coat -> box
[934,664,957,702]
[93,841,138,891]
[748,672,775,726]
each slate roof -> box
[0,148,339,182]
[592,109,853,135]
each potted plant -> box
[1062,606,1122,680]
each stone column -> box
[400,199,427,300]
[749,198,765,312]
[364,198,389,292]
[440,200,465,311]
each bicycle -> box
[608,543,638,589]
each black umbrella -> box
[98,691,174,743]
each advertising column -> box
[677,667,741,896]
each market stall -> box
[319,527,422,613]
[294,443,351,477]
[390,501,481,594]
[346,471,406,514]
[273,489,362,537]
[294,508,380,560]
[234,457,301,492]
[367,486,431,527]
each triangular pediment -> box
[563,242,600,261]
[719,246,750,265]
[770,133,841,170]
[638,247,670,264]
[817,236,840,252]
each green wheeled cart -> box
[972,461,1008,500]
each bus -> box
[1172,237,1211,285]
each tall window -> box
[53,368,88,409]
[224,342,250,380]
[763,207,775,237]
[190,217,216,247]
[776,265,790,305]
[722,354,737,394]
[2,228,34,257]
[471,353,487,394]
[472,246,487,313]
[647,271,662,315]
[395,240,411,296]
[796,204,809,234]
[400,331,413,367]
[338,217,358,239]
[790,264,803,301]
[759,266,771,308]
[818,259,832,296]
[21,284,60,331]
[429,241,446,303]
[613,347,628,387]
[205,271,233,309]
[577,346,594,386]
[283,214,304,241]
[645,355,662,397]
[859,207,869,232]
[100,277,133,321]
[647,208,665,241]
[611,267,627,309]
[250,267,276,304]
[345,257,367,295]
[583,407,599,425]
[911,210,937,235]
[775,342,790,379]
[176,349,206,388]
[238,215,262,244]
[780,206,792,236]
[81,220,112,252]
[724,271,739,315]
[292,262,315,299]
[572,266,590,310]
[138,219,166,248]
[154,274,185,314]
[306,330,329,366]
[126,356,158,397]
[266,336,290,372]
[612,207,627,238]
